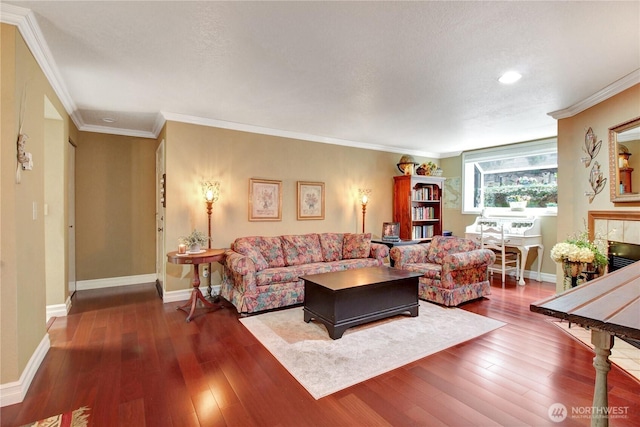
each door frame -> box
[68,140,76,297]
[155,140,166,297]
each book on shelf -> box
[412,224,435,239]
[412,206,435,220]
[412,184,440,201]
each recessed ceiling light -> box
[102,117,116,123]
[498,71,522,84]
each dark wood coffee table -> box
[300,266,423,339]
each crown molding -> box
[152,113,166,137]
[78,124,157,139]
[1,4,83,130]
[161,111,442,158]
[548,69,640,119]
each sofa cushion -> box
[342,233,371,259]
[256,236,286,268]
[281,234,323,266]
[254,263,332,287]
[255,266,303,287]
[319,233,344,262]
[426,236,479,264]
[233,237,269,271]
[402,262,441,280]
[329,258,380,271]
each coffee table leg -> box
[330,325,348,340]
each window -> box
[462,138,557,214]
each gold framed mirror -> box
[609,116,640,202]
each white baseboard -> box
[523,270,556,283]
[0,334,50,407]
[163,285,221,303]
[45,295,72,322]
[76,273,156,291]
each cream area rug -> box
[240,301,506,399]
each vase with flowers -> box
[550,229,608,289]
[507,195,531,211]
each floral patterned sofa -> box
[221,233,389,314]
[389,236,495,306]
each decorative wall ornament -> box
[587,161,607,203]
[581,127,602,167]
[16,84,32,183]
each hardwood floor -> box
[2,277,639,426]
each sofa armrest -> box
[223,250,256,293]
[442,249,496,272]
[389,244,430,268]
[370,242,390,262]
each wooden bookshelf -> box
[393,175,445,241]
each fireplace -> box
[608,241,640,272]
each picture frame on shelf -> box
[382,222,400,242]
[297,181,325,220]
[249,178,282,221]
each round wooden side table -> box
[167,248,225,322]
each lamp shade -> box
[201,181,220,203]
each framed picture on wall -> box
[297,181,325,220]
[249,178,282,221]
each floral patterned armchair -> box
[390,236,495,306]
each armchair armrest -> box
[442,249,496,272]
[390,244,430,268]
[370,242,390,262]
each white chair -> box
[480,225,520,286]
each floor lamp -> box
[201,180,220,298]
[358,189,371,233]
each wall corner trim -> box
[0,334,50,407]
[0,3,81,128]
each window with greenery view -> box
[462,138,557,213]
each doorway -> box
[155,140,166,297]
[68,141,76,296]
[44,96,67,318]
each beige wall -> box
[1,24,72,384]
[75,132,159,280]
[556,84,640,291]
[162,121,439,292]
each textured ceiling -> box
[3,1,639,157]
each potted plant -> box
[179,229,209,253]
[506,195,531,210]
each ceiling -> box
[3,1,639,158]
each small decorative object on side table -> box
[167,248,225,322]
